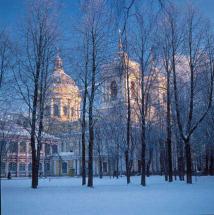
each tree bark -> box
[185,141,192,184]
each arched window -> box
[63,106,68,116]
[110,81,117,100]
[131,81,136,98]
[19,142,26,153]
[54,104,60,117]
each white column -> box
[17,142,20,177]
[26,142,29,176]
[60,99,63,117]
[51,98,54,117]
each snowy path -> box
[2,176,214,215]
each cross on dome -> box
[55,50,63,70]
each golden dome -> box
[47,55,81,122]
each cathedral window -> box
[9,142,18,153]
[110,80,117,100]
[54,104,60,117]
[63,106,68,116]
[52,145,58,154]
[45,144,51,155]
[19,142,26,154]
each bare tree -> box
[163,3,214,184]
[14,0,58,188]
[79,0,111,187]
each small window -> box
[110,81,117,100]
[54,104,60,117]
[52,145,58,154]
[19,163,26,171]
[19,142,26,153]
[9,142,18,153]
[45,144,51,155]
[62,162,67,174]
[63,106,68,116]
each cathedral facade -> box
[1,40,167,177]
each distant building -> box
[0,120,60,177]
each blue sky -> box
[1,0,214,29]
[1,0,214,76]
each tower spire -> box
[118,29,123,53]
[55,49,63,70]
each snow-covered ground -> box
[2,176,214,215]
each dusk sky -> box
[1,0,214,29]
[1,0,214,79]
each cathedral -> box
[43,38,167,177]
[1,37,166,177]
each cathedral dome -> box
[47,54,81,122]
[50,54,79,99]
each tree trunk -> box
[99,156,103,179]
[125,150,130,184]
[166,68,173,182]
[205,147,209,175]
[185,141,192,184]
[140,55,146,186]
[81,94,86,185]
[31,149,37,188]
[82,132,86,185]
[87,31,96,188]
[88,109,94,187]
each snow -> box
[2,176,214,215]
